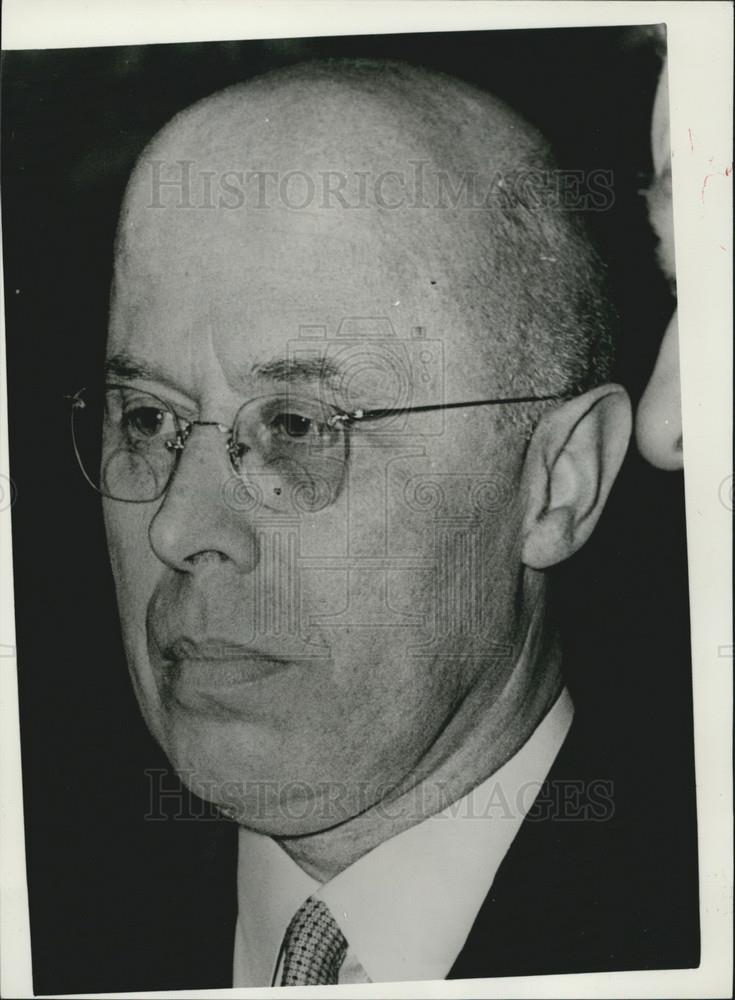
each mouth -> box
[160,637,294,711]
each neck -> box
[276,589,564,882]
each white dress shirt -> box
[233,688,573,986]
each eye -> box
[122,405,171,440]
[271,410,316,439]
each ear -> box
[521,384,632,569]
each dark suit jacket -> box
[30,691,698,994]
[449,707,700,979]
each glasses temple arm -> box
[349,393,566,424]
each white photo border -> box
[1,2,731,998]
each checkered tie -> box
[279,896,348,986]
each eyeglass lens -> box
[71,386,348,512]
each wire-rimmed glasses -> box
[68,383,562,513]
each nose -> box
[635,310,683,471]
[148,425,260,573]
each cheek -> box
[103,503,171,741]
[103,501,161,647]
[298,447,524,670]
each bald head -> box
[129,58,543,189]
[112,59,613,413]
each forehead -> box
[108,191,480,403]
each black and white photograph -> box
[0,2,731,997]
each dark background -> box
[2,27,696,995]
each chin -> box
[155,711,355,836]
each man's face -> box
[104,153,530,835]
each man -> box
[71,59,698,987]
[637,44,682,470]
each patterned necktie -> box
[279,896,348,986]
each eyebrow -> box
[105,352,161,381]
[250,356,342,384]
[105,351,343,387]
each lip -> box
[161,637,293,708]
[165,637,288,663]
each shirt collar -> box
[234,688,573,986]
[234,828,318,987]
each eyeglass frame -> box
[66,383,565,504]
